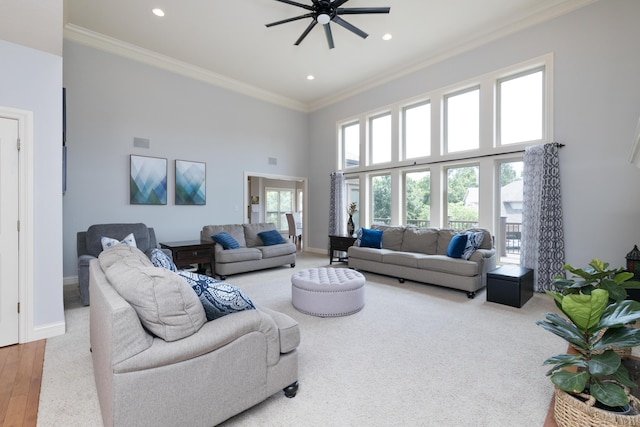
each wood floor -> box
[0,340,45,427]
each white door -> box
[0,117,20,347]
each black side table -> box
[329,235,357,264]
[486,265,534,308]
[159,240,215,275]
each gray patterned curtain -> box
[521,143,565,292]
[329,172,346,236]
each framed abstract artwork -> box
[130,155,167,205]
[175,160,206,205]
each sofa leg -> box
[283,381,299,398]
[467,291,476,299]
[398,278,405,283]
[219,275,226,280]
[291,263,296,268]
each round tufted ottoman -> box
[291,268,365,317]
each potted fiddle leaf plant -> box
[537,260,640,425]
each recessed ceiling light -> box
[152,8,165,17]
[382,33,392,41]
[307,75,315,81]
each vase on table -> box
[347,215,355,237]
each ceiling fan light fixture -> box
[317,13,331,25]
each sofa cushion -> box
[101,233,137,251]
[348,246,393,263]
[212,231,240,250]
[462,231,485,260]
[86,223,152,257]
[258,229,287,246]
[447,234,468,258]
[417,255,480,277]
[215,247,262,264]
[382,251,422,268]
[98,244,153,270]
[360,228,383,249]
[103,257,206,342]
[178,271,255,321]
[203,224,247,247]
[401,227,439,254]
[437,229,458,255]
[150,248,177,271]
[371,225,405,251]
[259,242,296,258]
[243,223,278,248]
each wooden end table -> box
[159,240,215,275]
[329,235,357,264]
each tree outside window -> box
[371,175,391,225]
[405,171,430,227]
[446,166,479,229]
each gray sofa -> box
[201,223,296,279]
[90,244,300,427]
[77,223,166,306]
[348,225,496,298]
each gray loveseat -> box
[90,244,300,427]
[348,225,496,298]
[201,223,296,279]
[77,223,166,306]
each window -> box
[371,174,391,225]
[265,188,294,231]
[498,68,544,145]
[370,113,391,164]
[404,170,430,227]
[346,178,360,232]
[444,87,479,153]
[498,160,524,263]
[342,122,360,168]
[403,102,431,159]
[446,166,479,230]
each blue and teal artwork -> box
[130,155,167,205]
[175,160,206,205]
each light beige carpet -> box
[38,253,563,426]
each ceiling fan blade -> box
[324,23,335,49]
[273,0,314,11]
[266,13,314,27]
[295,20,317,46]
[332,0,350,8]
[332,16,368,39]
[337,7,391,15]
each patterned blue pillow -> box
[211,232,240,250]
[150,248,177,272]
[462,231,485,260]
[258,229,286,246]
[447,234,468,258]
[360,228,383,249]
[101,233,137,250]
[178,271,255,321]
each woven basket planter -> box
[554,387,640,427]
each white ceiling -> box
[63,0,595,111]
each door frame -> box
[0,106,35,343]
[243,171,308,251]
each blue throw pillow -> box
[258,229,286,246]
[360,228,383,249]
[462,231,485,260]
[178,271,255,321]
[150,248,177,272]
[211,232,240,250]
[447,234,468,258]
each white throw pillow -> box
[101,233,137,251]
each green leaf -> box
[561,289,609,330]
[622,280,640,289]
[600,281,627,302]
[536,314,588,350]
[595,326,640,350]
[551,370,588,393]
[614,272,635,284]
[590,379,629,407]
[587,350,620,376]
[597,300,640,329]
[612,364,636,389]
[542,353,587,376]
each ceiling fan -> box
[265,0,390,49]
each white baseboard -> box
[29,320,66,342]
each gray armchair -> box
[77,223,165,305]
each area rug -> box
[38,254,564,426]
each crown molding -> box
[307,0,598,111]
[63,24,309,113]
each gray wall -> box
[307,0,640,268]
[62,41,309,277]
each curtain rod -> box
[335,142,565,177]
